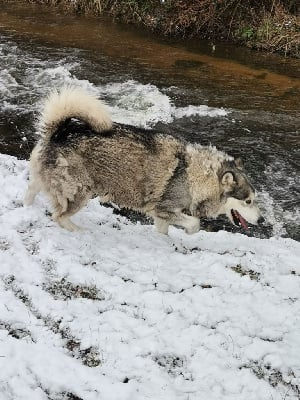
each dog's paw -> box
[56,217,82,232]
[184,219,200,235]
[154,217,169,235]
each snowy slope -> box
[0,153,300,400]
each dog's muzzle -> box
[231,209,249,230]
[231,209,265,230]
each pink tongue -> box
[236,211,249,230]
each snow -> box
[0,153,300,400]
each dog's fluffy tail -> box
[38,86,112,141]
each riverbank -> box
[24,0,300,58]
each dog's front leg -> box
[177,213,200,234]
[153,216,170,235]
[152,210,200,235]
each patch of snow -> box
[0,153,300,400]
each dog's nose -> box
[257,216,265,224]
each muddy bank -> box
[20,0,300,58]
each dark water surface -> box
[0,1,299,240]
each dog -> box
[24,86,264,234]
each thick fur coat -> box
[24,86,263,234]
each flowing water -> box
[0,1,299,240]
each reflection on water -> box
[0,0,299,240]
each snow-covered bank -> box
[0,153,299,400]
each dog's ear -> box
[221,171,236,191]
[234,157,244,170]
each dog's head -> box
[218,158,264,230]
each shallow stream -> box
[0,1,299,239]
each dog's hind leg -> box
[24,178,41,206]
[24,144,44,206]
[52,192,91,232]
[52,201,82,232]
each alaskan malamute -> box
[24,86,264,234]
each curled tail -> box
[38,86,112,142]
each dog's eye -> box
[245,199,252,205]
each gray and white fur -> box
[24,86,264,234]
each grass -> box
[44,277,105,301]
[237,3,300,56]
[4,274,102,367]
[231,264,261,281]
[24,0,300,57]
[243,361,300,397]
